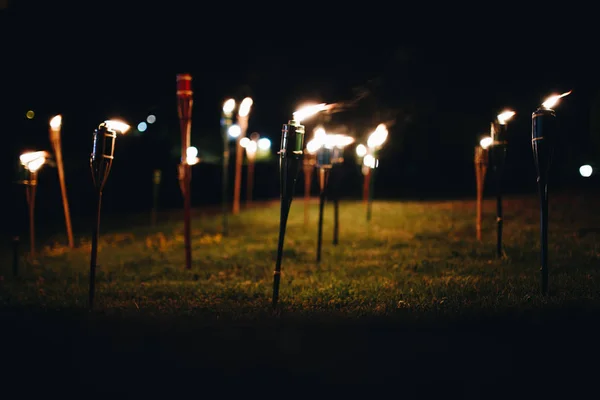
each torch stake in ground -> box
[49,115,74,248]
[490,124,506,256]
[176,74,194,270]
[329,145,344,246]
[302,155,315,226]
[316,165,331,263]
[474,145,488,241]
[272,120,305,309]
[365,124,388,222]
[366,161,376,221]
[490,111,515,257]
[19,151,48,262]
[151,169,161,226]
[221,99,236,236]
[531,91,571,295]
[25,170,38,260]
[89,120,130,310]
[332,166,340,246]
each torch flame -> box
[223,98,236,115]
[50,114,62,130]
[497,110,515,125]
[305,127,327,153]
[541,90,572,110]
[480,136,493,149]
[306,139,320,155]
[331,134,355,148]
[238,97,253,117]
[293,103,334,123]
[103,120,130,134]
[20,150,48,172]
[367,124,388,148]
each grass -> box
[1,193,599,393]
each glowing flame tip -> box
[542,90,572,110]
[50,114,62,129]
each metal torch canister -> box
[90,123,116,191]
[281,120,305,159]
[532,107,556,181]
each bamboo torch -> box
[49,115,74,248]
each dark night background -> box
[1,1,599,237]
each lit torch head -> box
[176,73,193,121]
[238,97,253,118]
[480,136,493,149]
[50,115,62,131]
[222,98,236,117]
[367,124,388,149]
[280,120,305,161]
[532,91,570,145]
[20,151,48,173]
[541,90,571,110]
[49,114,63,143]
[292,103,335,123]
[497,110,515,125]
[493,110,515,144]
[90,120,130,190]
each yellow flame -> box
[480,136,493,149]
[306,139,320,155]
[104,120,130,134]
[542,90,572,109]
[314,127,326,140]
[367,124,388,148]
[331,134,355,148]
[223,98,236,114]
[238,97,253,117]
[50,114,62,130]
[20,150,48,172]
[293,103,333,123]
[497,110,515,125]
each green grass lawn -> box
[2,194,599,315]
[1,193,599,394]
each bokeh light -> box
[146,115,156,124]
[480,136,493,149]
[356,144,367,157]
[258,137,271,150]
[228,124,241,138]
[26,110,35,119]
[137,122,148,132]
[579,165,593,178]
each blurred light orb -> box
[228,124,241,138]
[240,137,250,148]
[246,140,258,154]
[356,144,367,157]
[137,122,147,132]
[258,137,271,150]
[146,114,156,124]
[186,146,199,165]
[26,110,35,119]
[186,146,198,159]
[480,136,493,149]
[579,165,593,178]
